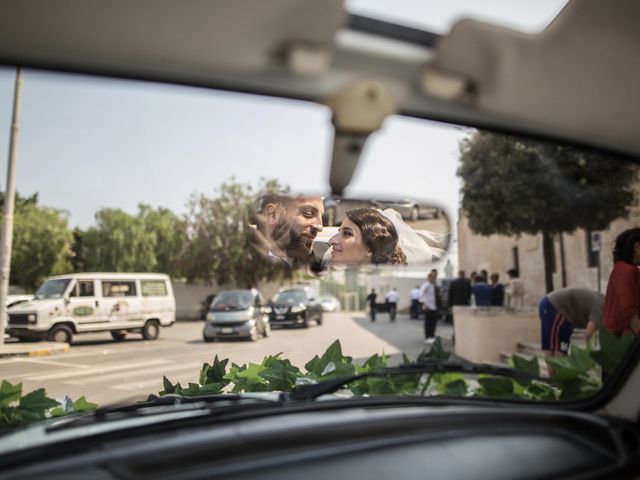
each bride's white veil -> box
[380,208,447,265]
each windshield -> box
[273,290,307,304]
[210,292,253,311]
[33,279,71,300]
[1,6,639,438]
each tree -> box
[137,204,186,278]
[10,202,72,291]
[457,131,638,292]
[83,209,157,272]
[81,205,187,275]
[181,178,293,287]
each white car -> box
[318,296,341,312]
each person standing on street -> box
[506,269,525,307]
[538,287,604,355]
[603,228,640,336]
[410,285,421,319]
[366,288,378,323]
[448,270,472,308]
[489,273,505,306]
[472,274,492,306]
[419,271,438,343]
[385,287,399,322]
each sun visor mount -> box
[324,81,396,195]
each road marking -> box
[27,359,171,381]
[65,361,203,385]
[13,357,91,368]
[111,370,202,391]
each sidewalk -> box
[0,340,69,358]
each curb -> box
[0,343,70,358]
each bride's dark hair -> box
[345,208,407,265]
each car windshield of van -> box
[273,290,307,304]
[33,279,71,300]
[210,292,253,312]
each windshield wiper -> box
[47,393,281,432]
[287,359,556,401]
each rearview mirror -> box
[250,193,450,272]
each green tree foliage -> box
[10,201,72,290]
[457,132,638,291]
[82,205,186,275]
[180,178,293,287]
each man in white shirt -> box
[385,287,400,322]
[419,270,438,343]
[409,285,421,319]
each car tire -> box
[203,334,215,343]
[142,320,160,340]
[302,311,310,328]
[411,206,419,222]
[317,311,323,326]
[48,325,72,343]
[111,331,127,342]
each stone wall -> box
[453,306,540,363]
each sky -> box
[0,1,567,231]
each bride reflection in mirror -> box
[327,207,446,266]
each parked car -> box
[6,273,175,343]
[322,196,382,226]
[203,289,269,342]
[317,295,341,312]
[267,288,323,328]
[375,198,442,221]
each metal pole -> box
[0,67,23,348]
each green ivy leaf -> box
[72,396,97,412]
[416,337,450,362]
[199,356,230,386]
[159,375,177,395]
[304,340,354,380]
[0,381,22,407]
[511,355,540,377]
[590,328,635,374]
[19,389,60,415]
[477,376,516,399]
[259,354,301,392]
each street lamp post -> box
[0,67,23,348]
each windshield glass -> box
[273,290,307,304]
[33,279,71,299]
[210,291,253,311]
[0,11,639,435]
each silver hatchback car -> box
[203,289,270,342]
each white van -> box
[6,273,175,343]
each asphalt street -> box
[0,311,452,407]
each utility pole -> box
[0,67,23,348]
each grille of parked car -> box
[8,314,34,325]
[207,321,250,328]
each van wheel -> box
[111,331,127,342]
[142,321,160,340]
[48,325,72,343]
